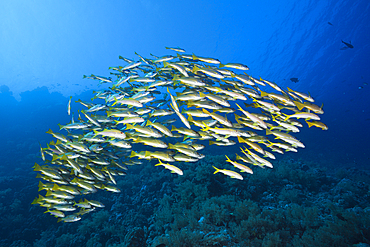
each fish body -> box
[225,155,253,174]
[305,120,328,130]
[213,166,243,180]
[219,63,249,71]
[155,159,183,175]
[284,112,320,121]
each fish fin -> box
[202,108,210,115]
[266,129,273,135]
[126,123,134,129]
[38,181,44,191]
[201,121,211,131]
[192,65,200,73]
[199,92,206,97]
[129,151,137,158]
[33,163,41,171]
[212,166,220,174]
[294,101,305,111]
[52,154,58,162]
[305,120,314,128]
[237,136,246,143]
[260,90,269,97]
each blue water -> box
[0,1,369,246]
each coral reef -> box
[0,154,369,246]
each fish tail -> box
[212,166,220,174]
[31,197,39,205]
[237,136,245,143]
[305,120,314,128]
[129,151,137,158]
[52,154,59,162]
[266,129,273,135]
[192,65,200,73]
[33,163,41,171]
[126,123,133,129]
[260,90,268,97]
[199,92,206,98]
[38,181,44,191]
[294,101,305,111]
[201,121,211,131]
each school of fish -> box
[32,47,327,222]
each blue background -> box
[1,0,368,171]
[0,1,370,246]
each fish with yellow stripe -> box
[33,47,327,223]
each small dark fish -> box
[328,22,333,26]
[336,213,347,221]
[290,78,299,83]
[340,40,354,50]
[359,86,363,90]
[155,244,166,247]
